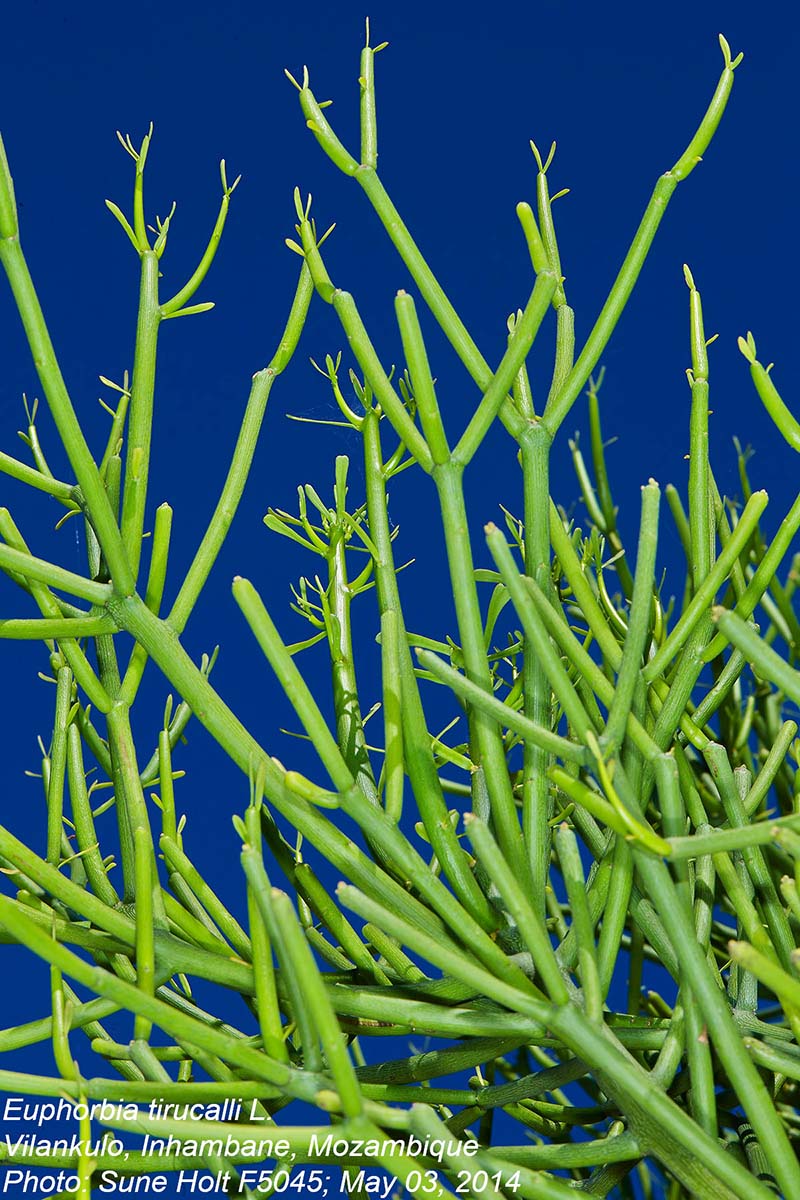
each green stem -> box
[108,594,494,947]
[453,270,557,466]
[66,724,118,905]
[133,827,155,1041]
[630,847,800,1197]
[355,167,527,442]
[435,463,527,881]
[742,719,797,817]
[327,528,378,802]
[329,289,433,468]
[0,512,110,712]
[604,481,659,754]
[120,250,161,582]
[703,490,800,661]
[542,44,741,436]
[105,702,164,921]
[740,337,800,453]
[119,501,172,703]
[417,647,584,763]
[0,615,113,640]
[46,667,72,866]
[487,526,595,742]
[0,541,112,604]
[379,608,404,822]
[394,290,450,464]
[361,411,496,926]
[0,894,327,1103]
[271,885,363,1117]
[704,741,795,970]
[161,170,239,315]
[667,810,800,858]
[518,423,554,901]
[522,575,659,762]
[0,237,134,592]
[233,576,353,791]
[161,834,251,959]
[466,815,569,1003]
[596,838,634,999]
[169,264,313,633]
[714,607,800,705]
[685,266,713,593]
[0,450,75,500]
[244,811,288,1064]
[643,490,768,681]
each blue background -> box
[0,0,797,1167]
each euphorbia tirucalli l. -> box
[0,24,799,1200]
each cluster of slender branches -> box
[1,23,800,1200]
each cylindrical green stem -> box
[519,422,555,899]
[120,250,161,583]
[434,462,527,882]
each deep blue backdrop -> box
[0,0,797,1144]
